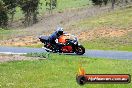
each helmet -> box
[56,27,63,35]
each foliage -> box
[2,0,18,23]
[91,0,132,9]
[25,52,50,58]
[0,1,8,28]
[0,0,40,27]
[2,0,17,9]
[45,0,57,13]
[19,0,40,27]
[91,0,109,6]
[45,0,57,9]
[1,0,91,28]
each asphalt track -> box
[0,46,132,59]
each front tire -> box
[75,45,85,55]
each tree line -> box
[91,0,132,9]
[0,0,132,29]
[0,0,57,28]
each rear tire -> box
[75,45,85,55]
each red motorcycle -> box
[39,33,85,55]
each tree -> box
[2,0,18,25]
[19,0,40,27]
[0,1,8,28]
[111,0,132,9]
[111,0,115,9]
[92,0,102,6]
[45,0,57,13]
[103,0,109,5]
[91,0,109,6]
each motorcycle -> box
[39,33,85,55]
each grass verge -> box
[0,29,15,40]
[83,41,132,51]
[75,7,132,29]
[0,53,132,88]
[71,7,132,51]
[82,33,132,51]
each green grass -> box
[14,0,91,20]
[0,54,132,88]
[25,52,50,58]
[83,41,132,51]
[75,7,132,29]
[0,28,25,40]
[71,7,132,51]
[0,28,15,40]
[82,31,132,51]
[56,0,91,11]
[25,44,43,48]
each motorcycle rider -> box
[49,27,64,52]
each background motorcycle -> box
[39,33,85,55]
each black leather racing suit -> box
[49,31,62,51]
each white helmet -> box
[56,27,63,35]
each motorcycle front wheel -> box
[75,45,85,55]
